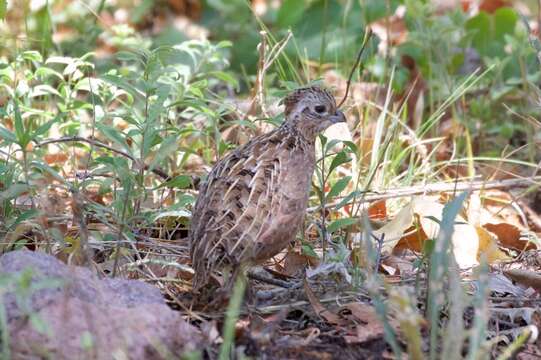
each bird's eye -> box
[315,105,326,114]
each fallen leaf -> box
[306,262,352,284]
[303,279,345,326]
[476,226,511,263]
[504,269,541,293]
[373,201,414,254]
[412,197,479,269]
[484,223,537,252]
[341,302,384,344]
[283,250,316,276]
[487,273,526,297]
[394,222,425,253]
[387,197,479,268]
[381,255,414,276]
[44,152,69,165]
[368,200,387,220]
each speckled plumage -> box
[189,86,346,291]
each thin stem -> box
[35,136,170,180]
[336,28,373,109]
[320,144,327,260]
[112,183,132,278]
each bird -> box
[189,86,346,293]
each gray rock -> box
[0,250,202,359]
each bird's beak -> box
[330,110,346,124]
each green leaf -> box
[208,71,239,87]
[327,176,351,199]
[328,151,351,174]
[0,184,29,201]
[13,101,30,148]
[0,126,16,143]
[493,8,518,42]
[342,140,358,154]
[32,115,60,138]
[327,218,358,233]
[158,175,192,189]
[465,7,517,58]
[31,84,61,98]
[8,209,40,230]
[96,123,131,154]
[334,190,364,210]
[301,243,318,258]
[277,0,306,27]
[102,73,145,99]
[466,12,490,56]
[0,0,6,20]
[21,51,43,63]
[31,161,65,183]
[35,66,64,82]
[147,135,177,172]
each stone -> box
[0,250,202,359]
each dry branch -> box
[35,136,170,180]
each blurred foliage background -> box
[1,1,541,358]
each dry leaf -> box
[303,280,345,326]
[487,273,526,296]
[283,250,316,276]
[381,255,414,276]
[341,302,384,344]
[369,5,408,53]
[476,226,511,263]
[44,152,69,165]
[484,223,537,252]
[504,269,541,293]
[373,201,414,254]
[383,197,479,268]
[368,200,387,220]
[394,222,425,253]
[413,197,479,269]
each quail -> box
[189,86,346,291]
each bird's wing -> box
[189,130,284,288]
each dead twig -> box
[247,270,294,289]
[35,136,170,180]
[336,28,373,109]
[247,30,293,119]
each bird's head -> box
[281,86,346,141]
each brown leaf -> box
[283,250,316,276]
[483,223,537,252]
[476,226,511,263]
[381,255,414,276]
[303,279,345,326]
[389,197,479,268]
[374,201,414,254]
[479,0,510,13]
[394,222,426,253]
[368,200,387,221]
[44,152,69,165]
[504,269,541,293]
[369,5,408,52]
[342,302,384,344]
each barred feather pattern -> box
[190,126,314,290]
[189,86,341,291]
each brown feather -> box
[189,86,344,291]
